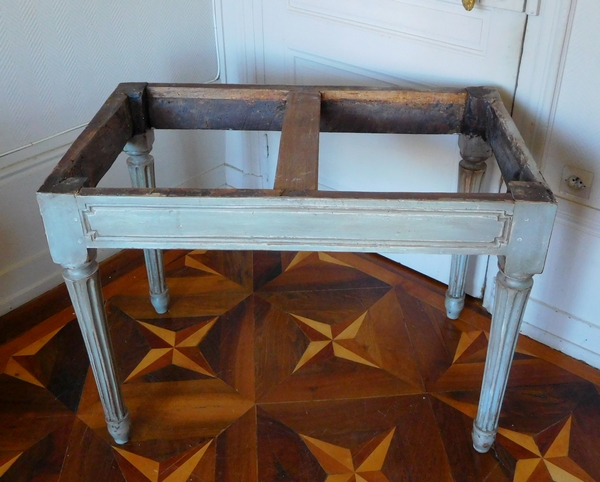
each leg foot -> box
[143,248,170,314]
[445,294,465,320]
[150,290,170,315]
[472,423,496,453]
[446,254,468,319]
[107,412,131,445]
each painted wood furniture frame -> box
[37,83,556,453]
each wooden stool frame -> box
[37,83,556,453]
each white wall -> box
[509,0,600,368]
[0,0,226,314]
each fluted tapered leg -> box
[63,251,130,444]
[124,131,170,314]
[446,134,491,319]
[472,267,533,453]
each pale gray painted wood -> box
[74,194,514,254]
[502,184,557,276]
[472,266,533,453]
[471,188,556,452]
[446,255,470,318]
[123,131,170,314]
[37,189,89,268]
[62,250,130,444]
[140,249,169,314]
[446,134,492,319]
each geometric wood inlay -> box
[0,454,22,477]
[113,439,213,482]
[292,312,379,372]
[125,318,218,382]
[499,416,596,482]
[1,250,600,481]
[300,428,395,481]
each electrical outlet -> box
[559,165,594,200]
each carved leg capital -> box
[124,130,156,189]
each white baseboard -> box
[0,249,63,315]
[521,201,600,368]
[522,298,600,369]
[0,247,122,317]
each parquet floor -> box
[1,250,599,481]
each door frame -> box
[483,0,577,311]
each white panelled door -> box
[244,0,532,297]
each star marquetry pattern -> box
[113,440,213,482]
[291,312,380,372]
[431,393,597,481]
[3,250,600,480]
[301,428,396,481]
[453,329,488,363]
[125,318,218,382]
[498,417,595,482]
[3,326,64,387]
[285,252,354,272]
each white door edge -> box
[481,0,576,313]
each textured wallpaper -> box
[0,0,218,158]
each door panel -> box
[261,0,527,91]
[255,0,527,294]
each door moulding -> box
[483,0,576,314]
[511,0,577,168]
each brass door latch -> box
[462,0,476,10]
[462,0,541,15]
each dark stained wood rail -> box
[38,90,133,192]
[319,89,466,134]
[145,84,467,134]
[39,83,550,199]
[38,84,467,193]
[274,91,321,191]
[147,85,289,131]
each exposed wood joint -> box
[116,82,149,135]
